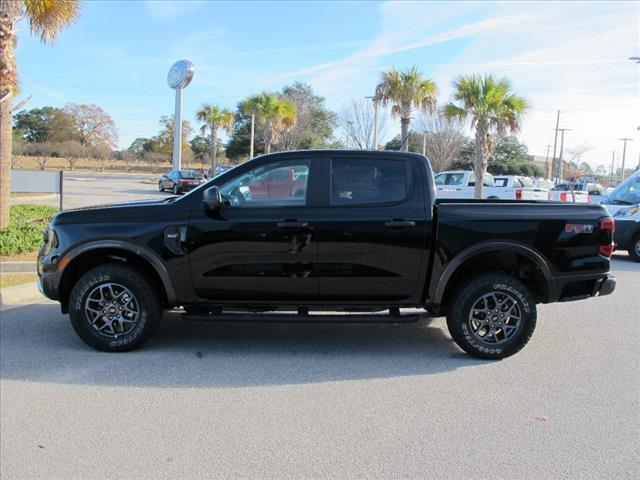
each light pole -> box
[551,111,560,182]
[609,150,615,186]
[249,113,255,159]
[619,138,633,180]
[422,132,427,156]
[365,96,379,150]
[557,128,571,182]
[167,60,194,171]
[346,121,354,149]
[544,143,551,179]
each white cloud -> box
[429,1,640,167]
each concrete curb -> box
[1,262,37,273]
[0,282,43,306]
[10,193,58,202]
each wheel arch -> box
[58,240,177,313]
[432,241,554,308]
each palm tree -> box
[242,93,297,154]
[444,74,529,199]
[0,0,81,228]
[195,104,234,174]
[374,67,437,152]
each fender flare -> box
[432,241,554,304]
[59,240,177,306]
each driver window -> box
[218,160,310,207]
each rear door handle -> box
[277,221,309,229]
[385,220,416,228]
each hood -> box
[52,197,175,224]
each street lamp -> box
[557,128,572,182]
[167,60,195,170]
[365,95,378,150]
[619,138,633,180]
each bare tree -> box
[413,111,465,172]
[57,140,85,170]
[338,99,387,149]
[63,103,118,150]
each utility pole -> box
[365,96,379,149]
[544,144,551,179]
[551,110,560,182]
[249,113,255,159]
[346,121,354,149]
[609,150,615,186]
[557,128,571,183]
[619,138,633,181]
[422,132,427,156]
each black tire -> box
[628,234,640,262]
[68,264,162,352]
[158,181,164,192]
[446,274,537,359]
[172,184,179,195]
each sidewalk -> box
[1,262,36,273]
[0,282,43,306]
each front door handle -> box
[385,220,416,228]
[277,221,309,229]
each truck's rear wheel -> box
[68,264,162,352]
[446,274,537,359]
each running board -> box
[181,310,422,323]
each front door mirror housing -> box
[202,186,222,211]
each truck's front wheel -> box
[446,274,537,359]
[68,264,162,352]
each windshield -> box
[180,170,200,179]
[608,175,640,205]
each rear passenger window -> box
[331,158,410,205]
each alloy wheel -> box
[468,291,523,345]
[84,283,140,338]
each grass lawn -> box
[0,204,58,257]
[0,273,37,289]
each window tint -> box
[180,169,199,178]
[435,173,464,186]
[494,178,508,187]
[469,173,495,187]
[331,158,409,205]
[219,160,310,207]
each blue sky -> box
[16,0,640,167]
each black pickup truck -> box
[38,150,616,358]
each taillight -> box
[547,191,551,201]
[586,193,590,203]
[598,217,615,257]
[560,192,567,202]
[180,179,190,184]
[515,188,523,200]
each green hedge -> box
[0,204,58,256]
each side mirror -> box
[202,186,222,211]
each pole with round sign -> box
[167,60,194,171]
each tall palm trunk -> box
[0,94,12,228]
[473,123,488,199]
[209,127,218,174]
[400,117,411,152]
[0,2,20,229]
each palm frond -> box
[24,0,81,44]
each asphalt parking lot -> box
[1,255,638,479]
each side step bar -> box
[182,309,422,324]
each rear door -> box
[316,155,429,302]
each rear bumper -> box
[594,274,616,297]
[552,273,616,302]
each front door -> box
[316,155,429,302]
[188,157,319,302]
